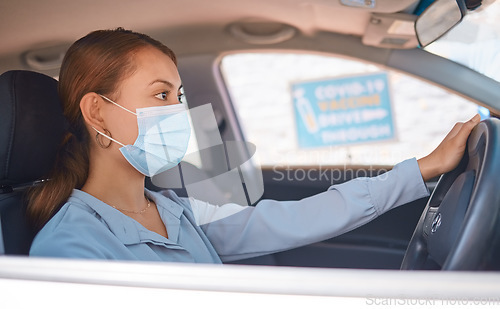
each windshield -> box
[424,0,500,83]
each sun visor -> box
[362,13,418,49]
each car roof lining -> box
[0,0,418,56]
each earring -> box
[96,129,112,149]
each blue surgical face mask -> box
[92,95,191,177]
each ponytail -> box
[27,127,90,228]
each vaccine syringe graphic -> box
[294,88,319,134]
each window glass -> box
[220,53,480,167]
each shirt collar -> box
[147,189,184,243]
[147,189,184,219]
[68,189,184,245]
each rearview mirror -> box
[415,0,467,47]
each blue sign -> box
[292,72,396,148]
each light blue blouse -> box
[29,158,429,263]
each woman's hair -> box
[27,28,177,228]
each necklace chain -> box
[111,196,151,214]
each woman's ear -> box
[80,92,105,130]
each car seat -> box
[0,70,66,255]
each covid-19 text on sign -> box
[292,72,396,148]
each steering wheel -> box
[401,118,500,270]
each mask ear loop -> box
[99,94,138,116]
[93,94,138,148]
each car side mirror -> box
[415,0,467,47]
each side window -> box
[220,53,481,167]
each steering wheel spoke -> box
[422,207,439,238]
[427,171,475,266]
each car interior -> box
[1,0,500,271]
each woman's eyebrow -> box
[148,79,176,89]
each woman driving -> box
[28,28,480,262]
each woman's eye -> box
[177,93,185,104]
[155,91,169,100]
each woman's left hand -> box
[417,114,481,181]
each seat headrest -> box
[0,70,66,188]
